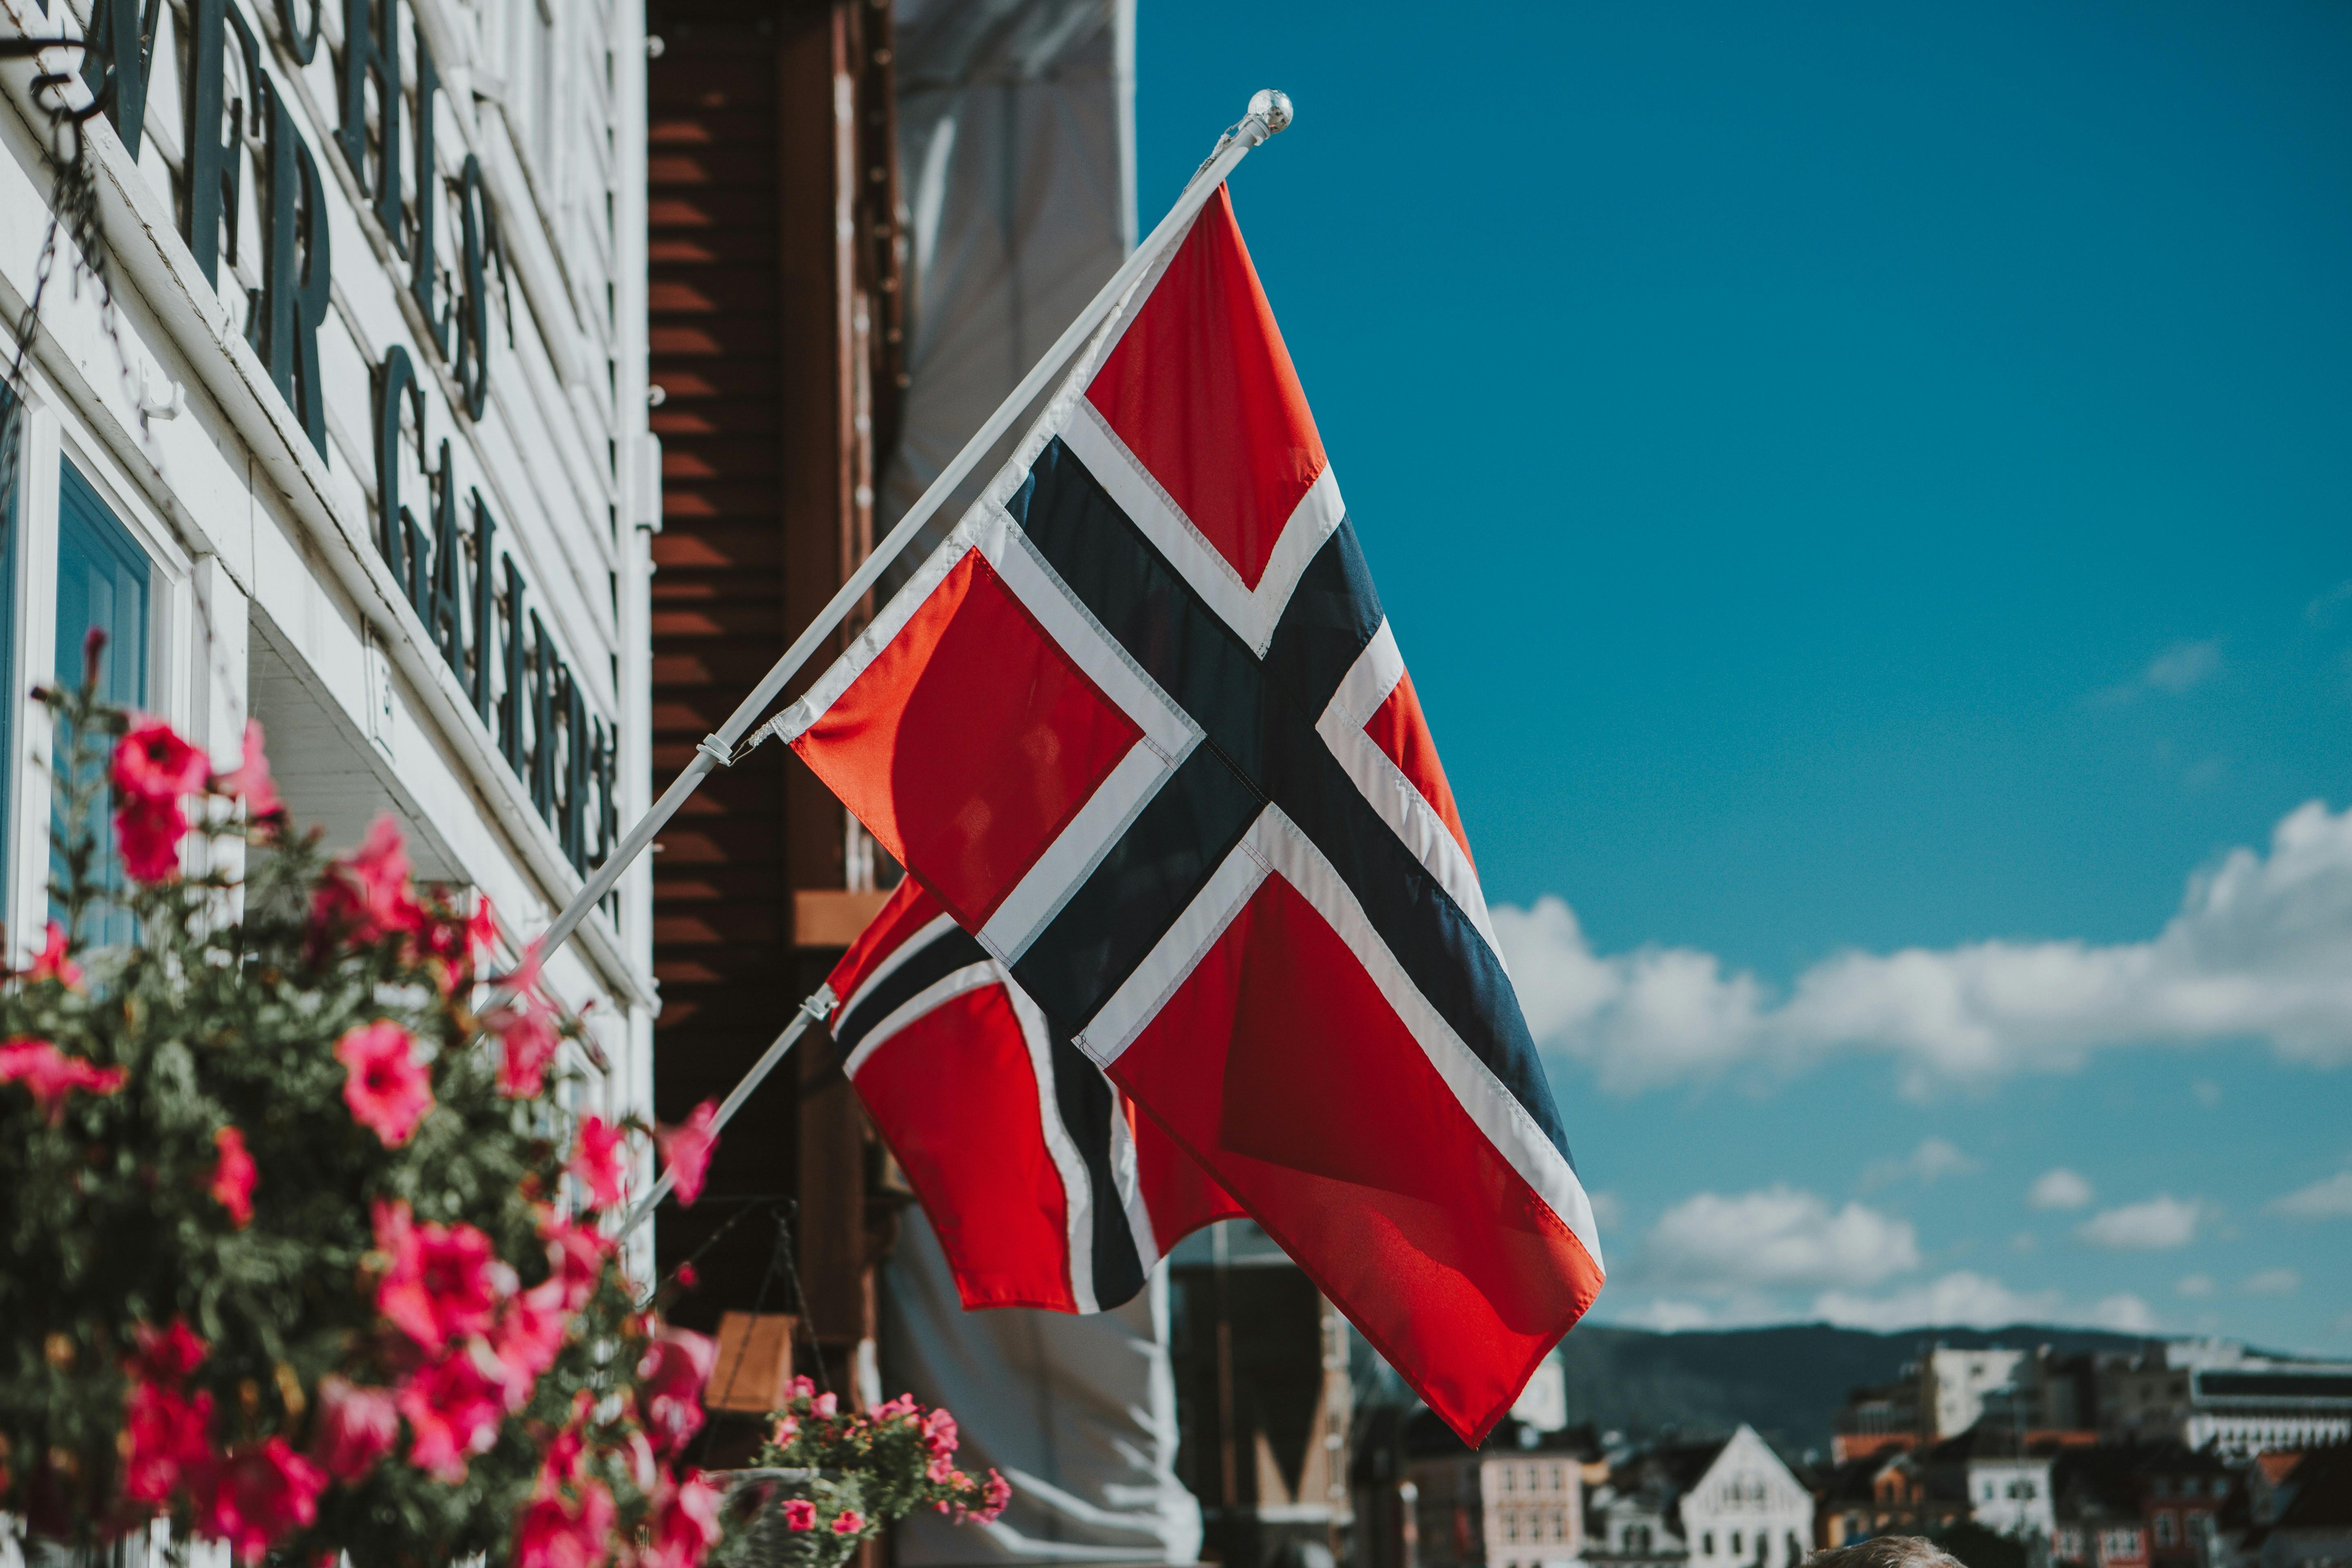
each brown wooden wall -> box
[645,0,904,1393]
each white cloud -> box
[2270,1170,2352,1219]
[1814,1270,2156,1334]
[2242,1268,2300,1296]
[2029,1168,2096,1210]
[2144,640,2223,693]
[1587,1190,1627,1233]
[1646,1186,1918,1291]
[2078,1195,2202,1251]
[2176,1274,2216,1298]
[1493,800,2352,1095]
[1864,1137,1978,1189]
[1626,1298,1719,1332]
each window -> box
[53,461,151,947]
[1733,1533,1745,1555]
[2155,1515,2176,1548]
[1705,1534,1716,1556]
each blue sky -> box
[1137,2,2352,1354]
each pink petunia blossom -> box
[487,1279,569,1411]
[768,1415,799,1447]
[122,1381,216,1505]
[926,1452,957,1485]
[112,718,209,807]
[310,1377,399,1483]
[977,1468,1011,1524]
[373,1200,506,1350]
[335,1021,433,1147]
[466,895,504,973]
[208,1126,256,1227]
[643,1470,724,1568]
[542,1215,615,1313]
[780,1499,817,1532]
[198,1438,325,1564]
[636,1328,716,1454]
[922,1406,958,1459]
[310,816,427,949]
[131,1319,209,1384]
[809,1391,837,1419]
[787,1376,815,1401]
[215,719,284,823]
[115,799,189,884]
[398,1346,508,1484]
[655,1100,719,1207]
[0,1037,126,1123]
[831,1510,866,1536]
[569,1115,629,1210]
[872,1394,917,1420]
[25,921,81,988]
[496,1005,561,1099]
[514,1481,617,1568]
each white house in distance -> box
[0,0,656,1239]
[1589,1425,1816,1568]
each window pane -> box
[53,461,151,947]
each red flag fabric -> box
[779,185,1604,1443]
[824,878,1243,1313]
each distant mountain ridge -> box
[1553,1322,2159,1459]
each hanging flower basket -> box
[710,1381,1009,1568]
[0,648,729,1568]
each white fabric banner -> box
[882,1209,1203,1565]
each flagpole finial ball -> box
[1248,89,1294,134]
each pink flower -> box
[656,1100,719,1207]
[336,1021,432,1147]
[215,720,284,822]
[809,1391,837,1418]
[131,1319,209,1384]
[769,1416,799,1447]
[497,1006,561,1099]
[788,1376,816,1401]
[570,1116,629,1210]
[310,1377,399,1482]
[198,1438,324,1564]
[487,1280,569,1410]
[873,1394,917,1420]
[116,800,188,884]
[113,718,210,807]
[122,1381,216,1504]
[310,816,426,949]
[636,1328,716,1454]
[466,896,504,973]
[542,1215,614,1313]
[979,1468,1011,1523]
[514,1479,617,1568]
[0,1037,126,1123]
[373,1200,506,1350]
[927,1452,957,1485]
[25,921,81,988]
[398,1347,508,1484]
[922,1406,958,1458]
[780,1499,816,1532]
[644,1470,724,1568]
[831,1510,865,1536]
[207,1126,256,1227]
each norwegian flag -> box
[825,877,1243,1314]
[780,184,1604,1442]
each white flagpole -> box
[529,92,1296,987]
